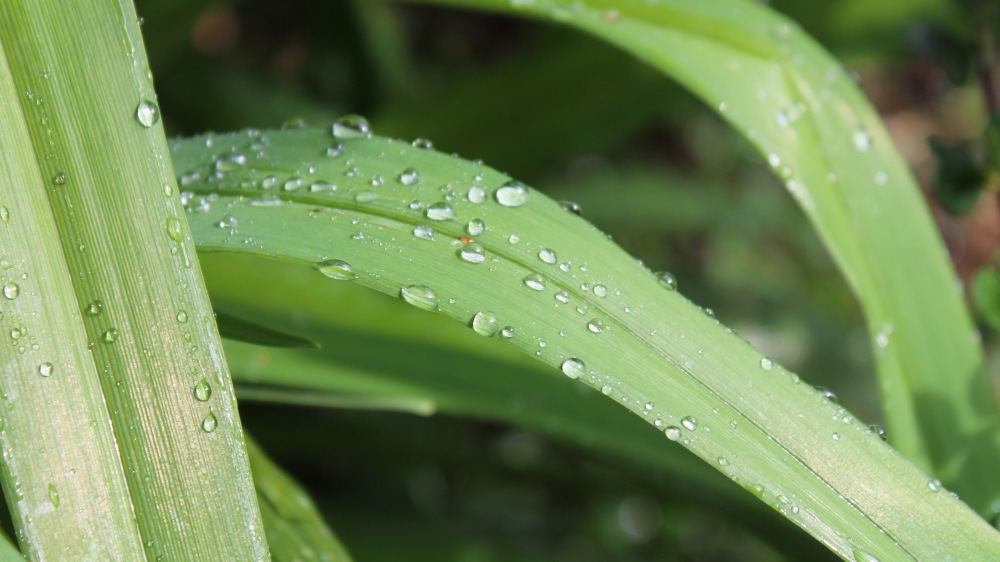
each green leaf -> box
[246,434,354,562]
[972,268,1000,332]
[218,310,320,349]
[391,0,1000,515]
[172,127,1000,561]
[928,137,985,215]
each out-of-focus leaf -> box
[973,268,1000,332]
[217,310,320,348]
[929,137,985,215]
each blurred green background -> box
[134,0,999,559]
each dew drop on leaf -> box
[53,173,66,185]
[466,219,485,236]
[194,379,212,402]
[135,100,159,127]
[869,425,887,441]
[538,249,557,264]
[587,319,605,333]
[413,226,434,241]
[523,274,546,291]
[326,143,345,158]
[412,138,433,149]
[760,357,773,370]
[468,186,486,204]
[317,259,356,280]
[560,358,585,379]
[396,168,419,185]
[555,290,570,303]
[852,128,871,152]
[815,386,840,404]
[283,177,305,191]
[655,272,677,290]
[495,181,529,207]
[927,479,941,492]
[559,201,581,215]
[593,285,608,298]
[500,326,515,339]
[681,417,697,431]
[38,362,53,378]
[471,311,500,336]
[355,190,378,203]
[103,328,119,343]
[176,310,188,323]
[425,203,455,221]
[602,385,613,395]
[166,217,183,241]
[310,182,335,193]
[852,549,880,562]
[401,285,439,311]
[261,176,278,189]
[48,484,58,508]
[2,283,19,300]
[332,115,372,139]
[201,412,218,433]
[459,243,486,264]
[85,300,103,317]
[665,426,681,441]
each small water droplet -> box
[853,128,871,152]
[869,425,887,441]
[593,285,607,298]
[317,259,356,280]
[466,219,485,236]
[401,285,439,311]
[397,168,419,186]
[310,181,335,192]
[103,328,119,343]
[53,173,66,185]
[261,176,278,189]
[559,201,581,215]
[665,426,681,441]
[495,181,529,207]
[555,290,570,303]
[655,272,677,290]
[201,412,218,433]
[718,457,730,466]
[471,311,500,336]
[587,318,606,333]
[215,154,246,171]
[500,326,515,339]
[412,138,433,149]
[9,326,23,339]
[354,190,379,203]
[601,384,613,395]
[413,225,434,240]
[426,202,455,221]
[832,432,841,440]
[927,479,941,493]
[166,217,183,241]
[3,283,19,300]
[194,379,212,401]
[560,358,585,379]
[523,274,546,291]
[0,207,9,223]
[283,177,305,191]
[644,402,654,411]
[332,115,372,139]
[326,143,345,158]
[135,100,160,127]
[760,357,773,370]
[703,308,715,318]
[468,186,486,204]
[508,233,520,244]
[38,362,53,378]
[538,249,557,264]
[815,386,839,404]
[85,300,103,316]
[459,243,486,264]
[681,417,697,431]
[48,484,58,507]
[176,310,188,323]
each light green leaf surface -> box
[0,0,267,558]
[172,127,1000,561]
[390,0,1000,514]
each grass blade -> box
[173,127,1000,560]
[0,1,267,558]
[389,0,1000,512]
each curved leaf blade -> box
[172,127,1000,561]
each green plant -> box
[1,0,1000,560]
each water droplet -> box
[655,272,677,290]
[0,207,8,223]
[815,386,839,404]
[401,285,439,311]
[874,171,888,185]
[852,549,880,562]
[353,190,379,203]
[135,100,159,127]
[468,186,486,204]
[413,225,434,240]
[412,138,433,149]
[601,384,613,395]
[466,219,485,236]
[853,128,871,152]
[215,154,246,171]
[326,143,345,157]
[555,290,570,303]
[261,176,278,189]
[523,274,546,291]
[665,426,681,441]
[760,357,773,370]
[310,181,335,192]
[103,328,119,343]
[559,201,581,215]
[3,283,19,300]
[201,412,218,433]
[332,115,372,139]
[927,479,941,492]
[459,243,486,264]
[560,358,586,379]
[593,285,607,298]
[869,425,887,441]
[703,308,715,318]
[426,202,455,221]
[283,177,305,191]
[317,259,356,280]
[9,327,23,339]
[500,326,515,339]
[718,457,730,466]
[832,432,841,440]
[194,379,212,401]
[38,362,53,377]
[53,173,66,185]
[471,311,500,336]
[587,318,606,333]
[48,484,58,508]
[495,181,529,207]
[176,310,188,323]
[85,300,103,316]
[644,402,654,411]
[767,154,781,167]
[166,217,183,241]
[681,417,697,431]
[397,168,419,185]
[538,249,557,264]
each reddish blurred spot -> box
[192,7,241,57]
[459,237,474,244]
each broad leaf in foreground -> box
[172,126,1000,561]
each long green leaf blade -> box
[173,127,1000,561]
[0,36,144,560]
[390,0,1000,512]
[0,1,267,558]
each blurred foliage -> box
[134,0,1000,558]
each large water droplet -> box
[317,259,356,280]
[468,186,486,204]
[681,417,697,431]
[332,115,372,139]
[471,311,500,336]
[397,168,419,186]
[523,274,546,291]
[202,412,218,433]
[555,290,570,303]
[413,225,434,241]
[665,426,681,441]
[655,272,677,290]
[560,358,585,379]
[401,285,439,311]
[194,379,212,401]
[103,328,119,343]
[587,318,606,333]
[166,217,183,241]
[48,484,58,508]
[283,177,305,191]
[593,285,608,298]
[85,300,103,316]
[601,384,613,395]
[466,219,485,236]
[176,310,188,323]
[760,357,773,370]
[38,362,53,377]
[495,181,529,207]
[927,479,941,492]
[538,249,557,264]
[853,128,871,152]
[3,283,19,300]
[500,326,515,339]
[426,202,455,221]
[135,100,159,127]
[459,243,486,264]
